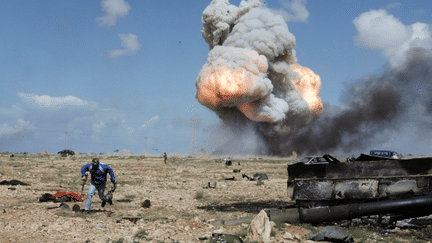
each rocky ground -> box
[0,153,431,243]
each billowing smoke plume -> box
[285,48,432,155]
[196,0,323,155]
[196,1,432,156]
[281,9,432,156]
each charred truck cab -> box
[283,154,432,224]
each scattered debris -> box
[53,191,86,202]
[306,226,353,243]
[224,176,235,180]
[72,204,80,212]
[39,193,69,203]
[38,192,85,203]
[208,233,244,243]
[233,169,241,173]
[141,199,151,208]
[46,202,71,210]
[122,217,140,224]
[242,173,268,181]
[0,179,30,186]
[116,199,132,203]
[207,181,217,188]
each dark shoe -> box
[107,195,113,206]
[101,200,106,207]
[106,191,113,206]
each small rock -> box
[214,228,224,234]
[283,232,294,240]
[247,209,272,243]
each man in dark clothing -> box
[81,158,116,211]
[163,152,167,164]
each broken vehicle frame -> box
[285,155,432,224]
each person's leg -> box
[96,184,112,207]
[85,183,96,211]
[96,184,106,201]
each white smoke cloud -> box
[353,9,432,68]
[271,0,310,23]
[109,33,141,57]
[96,0,131,27]
[197,0,322,155]
[201,0,261,49]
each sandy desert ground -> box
[0,153,430,243]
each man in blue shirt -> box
[81,158,116,212]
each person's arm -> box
[108,166,116,191]
[81,165,89,180]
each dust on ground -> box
[0,153,430,243]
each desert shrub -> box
[194,191,204,200]
[133,229,150,240]
[108,238,124,243]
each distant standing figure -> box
[81,158,116,212]
[163,152,167,164]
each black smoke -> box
[273,48,432,156]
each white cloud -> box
[353,9,432,68]
[109,33,141,57]
[84,108,126,125]
[0,93,140,153]
[353,9,410,49]
[385,2,401,9]
[0,118,35,139]
[121,120,134,137]
[92,122,106,141]
[271,0,309,23]
[141,115,160,129]
[17,92,97,110]
[96,0,131,27]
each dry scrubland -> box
[0,153,431,243]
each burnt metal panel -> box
[379,179,421,197]
[288,157,432,181]
[293,180,334,201]
[334,180,379,199]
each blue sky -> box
[1,0,431,155]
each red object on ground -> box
[53,191,86,202]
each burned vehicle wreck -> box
[273,154,432,225]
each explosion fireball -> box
[195,0,323,154]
